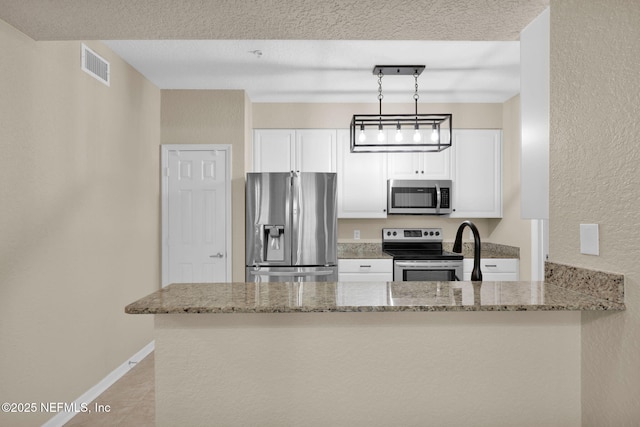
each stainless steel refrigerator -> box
[245,172,338,282]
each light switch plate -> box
[580,224,599,255]
[354,230,360,240]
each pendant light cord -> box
[378,71,384,116]
[414,71,420,118]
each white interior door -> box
[162,145,231,286]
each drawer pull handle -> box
[484,264,497,268]
[360,265,372,268]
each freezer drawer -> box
[245,266,338,283]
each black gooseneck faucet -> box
[452,220,482,282]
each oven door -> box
[394,260,462,282]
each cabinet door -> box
[296,129,337,172]
[337,130,388,218]
[253,129,295,172]
[387,153,422,179]
[388,151,450,180]
[422,150,451,179]
[450,129,502,218]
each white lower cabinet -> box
[462,258,519,281]
[338,259,393,282]
[337,259,392,306]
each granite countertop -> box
[337,243,392,259]
[125,280,624,314]
[337,242,519,259]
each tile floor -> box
[64,352,155,426]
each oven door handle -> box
[395,261,445,268]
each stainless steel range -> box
[382,228,463,281]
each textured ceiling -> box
[0,0,549,103]
[0,0,548,41]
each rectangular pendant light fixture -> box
[350,65,453,153]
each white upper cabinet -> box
[387,150,451,180]
[253,129,295,172]
[253,129,336,173]
[254,128,503,219]
[337,129,388,218]
[295,129,337,172]
[450,129,502,218]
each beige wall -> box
[156,312,580,426]
[0,20,160,427]
[253,101,531,278]
[160,90,247,281]
[550,1,640,424]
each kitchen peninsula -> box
[126,280,622,314]
[127,271,623,427]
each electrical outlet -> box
[354,230,361,240]
[580,224,599,255]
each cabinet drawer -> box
[338,259,392,274]
[463,258,518,273]
[463,258,519,281]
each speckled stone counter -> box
[126,280,624,314]
[545,261,624,304]
[336,242,391,259]
[337,241,519,259]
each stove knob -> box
[435,231,440,236]
[392,231,397,236]
[386,231,391,236]
[423,231,428,236]
[430,231,434,236]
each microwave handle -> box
[435,183,441,213]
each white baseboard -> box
[41,340,155,427]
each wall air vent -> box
[81,43,110,86]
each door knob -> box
[210,253,224,258]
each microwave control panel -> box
[440,188,450,208]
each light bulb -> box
[377,129,386,142]
[431,127,439,142]
[413,129,422,143]
[394,122,403,142]
[358,129,366,142]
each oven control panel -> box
[382,228,443,242]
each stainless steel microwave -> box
[387,179,452,215]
